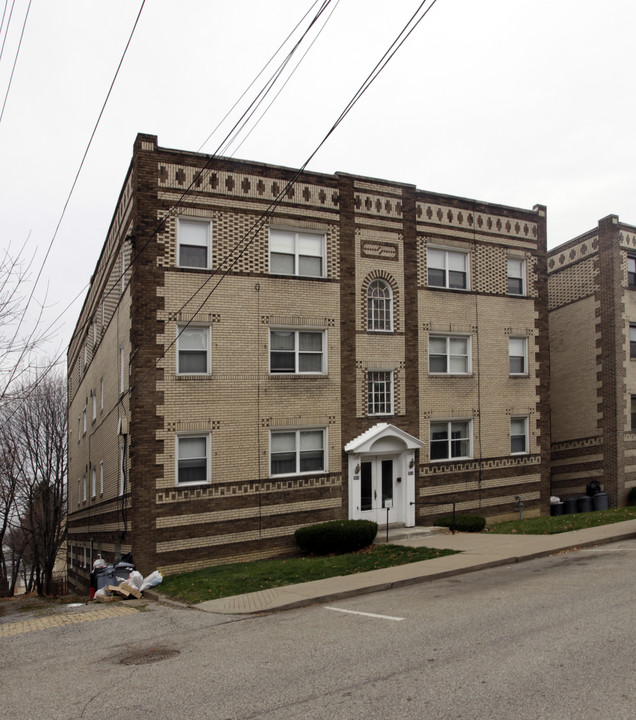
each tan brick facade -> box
[67,134,550,590]
[549,215,636,506]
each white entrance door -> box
[359,456,398,525]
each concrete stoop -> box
[375,525,450,544]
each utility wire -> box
[1,0,335,430]
[66,0,336,355]
[0,0,15,68]
[0,0,146,403]
[0,0,30,126]
[122,0,441,401]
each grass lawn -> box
[486,505,636,535]
[159,544,458,605]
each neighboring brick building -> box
[67,133,550,590]
[548,215,636,507]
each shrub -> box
[295,520,378,555]
[434,514,486,533]
[627,487,636,506]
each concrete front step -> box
[375,525,450,544]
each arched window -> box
[367,279,393,332]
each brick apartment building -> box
[67,133,550,590]
[548,215,636,507]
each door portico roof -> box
[344,423,425,455]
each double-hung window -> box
[176,434,210,485]
[178,218,211,269]
[509,337,528,375]
[270,329,324,374]
[510,416,528,454]
[270,429,325,476]
[427,248,469,290]
[430,420,471,461]
[367,279,393,331]
[367,371,393,416]
[429,335,471,374]
[507,258,526,295]
[177,325,210,375]
[269,229,325,277]
[629,257,636,288]
[630,324,636,359]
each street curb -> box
[145,525,636,615]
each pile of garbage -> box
[91,558,162,602]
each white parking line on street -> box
[325,607,405,621]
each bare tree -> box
[0,243,55,409]
[2,372,67,596]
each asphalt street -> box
[2,538,634,719]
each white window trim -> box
[429,419,473,461]
[119,443,125,496]
[269,427,327,478]
[427,246,470,291]
[92,391,97,421]
[269,328,326,375]
[99,460,104,495]
[177,217,212,270]
[176,324,211,376]
[120,345,126,393]
[507,256,527,296]
[510,416,529,455]
[509,337,528,376]
[268,227,326,278]
[91,467,96,498]
[175,433,211,486]
[366,279,394,332]
[82,476,87,503]
[367,370,394,416]
[428,333,472,375]
[100,377,104,412]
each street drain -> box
[120,647,180,665]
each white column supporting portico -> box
[345,423,425,527]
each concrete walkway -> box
[191,519,636,615]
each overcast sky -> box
[1,0,634,363]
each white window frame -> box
[99,460,104,495]
[269,329,326,374]
[77,478,80,506]
[507,257,526,296]
[100,377,104,412]
[510,416,529,455]
[120,247,126,293]
[269,228,326,278]
[177,217,212,269]
[177,325,211,375]
[430,419,472,461]
[82,476,87,503]
[509,337,528,376]
[82,405,87,435]
[367,370,394,416]
[270,428,326,477]
[367,279,393,332]
[119,443,125,496]
[175,433,211,486]
[91,467,96,498]
[629,256,636,288]
[429,334,471,374]
[120,345,126,394]
[92,390,97,421]
[427,247,470,290]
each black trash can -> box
[592,492,609,511]
[586,480,601,497]
[550,502,564,516]
[577,495,593,513]
[563,498,578,514]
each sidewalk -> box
[167,519,636,616]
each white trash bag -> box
[126,570,144,591]
[140,570,163,592]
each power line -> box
[122,0,442,402]
[66,0,337,356]
[0,0,30,126]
